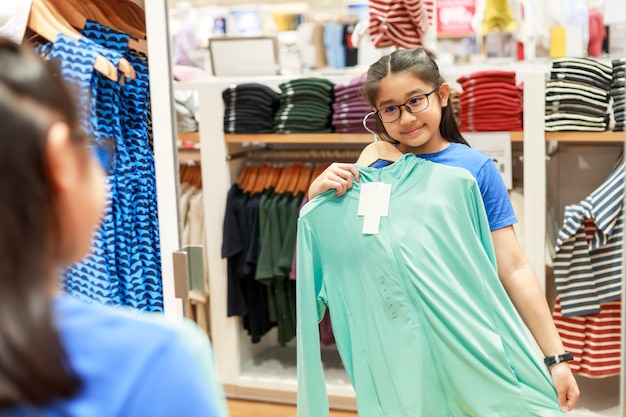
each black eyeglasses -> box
[375,87,439,123]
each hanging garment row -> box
[221,149,362,345]
[180,162,205,253]
[552,156,624,378]
[27,0,147,82]
[24,0,163,312]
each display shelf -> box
[225,131,524,144]
[545,131,625,143]
[178,148,201,163]
[173,76,624,417]
[178,131,201,143]
[181,130,626,145]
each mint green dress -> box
[296,154,564,417]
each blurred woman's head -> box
[0,38,105,407]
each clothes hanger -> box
[356,111,404,166]
[62,0,148,55]
[94,0,149,55]
[356,141,404,167]
[236,164,251,189]
[284,163,303,195]
[261,165,282,193]
[46,0,137,79]
[193,165,202,189]
[28,0,118,82]
[294,164,313,196]
[273,165,293,195]
[242,165,260,194]
[82,0,141,39]
[106,0,147,35]
[251,163,270,195]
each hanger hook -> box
[363,111,379,142]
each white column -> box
[145,0,184,317]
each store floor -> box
[227,398,357,416]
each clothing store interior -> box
[2,0,626,416]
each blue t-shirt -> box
[371,142,517,231]
[5,294,228,417]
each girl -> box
[307,47,580,412]
[0,39,227,416]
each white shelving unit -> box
[72,1,625,415]
[173,68,625,415]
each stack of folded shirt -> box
[611,58,625,131]
[456,70,523,132]
[273,78,335,133]
[544,57,612,132]
[222,83,281,134]
[331,76,376,134]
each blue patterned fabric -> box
[44,29,163,312]
[82,20,163,311]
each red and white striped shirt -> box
[368,0,434,49]
[553,297,621,378]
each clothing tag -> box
[358,182,391,234]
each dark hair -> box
[362,47,469,146]
[0,38,83,407]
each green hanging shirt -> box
[296,154,564,417]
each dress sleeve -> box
[296,219,330,417]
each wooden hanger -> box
[284,164,303,195]
[50,0,137,79]
[294,164,313,196]
[236,165,251,189]
[356,141,403,167]
[28,0,119,82]
[273,165,292,195]
[251,163,271,195]
[266,166,283,191]
[83,0,144,39]
[61,0,148,55]
[105,0,146,34]
[242,166,260,194]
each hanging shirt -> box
[368,0,432,49]
[296,153,564,417]
[552,162,624,317]
[553,297,621,378]
[371,142,517,231]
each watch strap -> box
[544,352,574,366]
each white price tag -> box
[358,182,392,234]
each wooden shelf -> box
[545,131,625,143]
[224,133,372,144]
[178,148,200,163]
[178,132,200,143]
[179,131,623,145]
[225,132,524,144]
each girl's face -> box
[375,72,450,154]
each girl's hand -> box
[308,163,360,199]
[550,362,580,412]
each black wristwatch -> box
[544,352,574,366]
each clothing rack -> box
[241,148,362,163]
